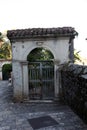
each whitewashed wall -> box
[12,37,70,63]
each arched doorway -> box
[27,47,54,100]
[2,63,12,80]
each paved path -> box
[0,81,87,130]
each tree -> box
[0,32,12,59]
[27,48,54,61]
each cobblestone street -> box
[0,81,87,130]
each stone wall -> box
[60,63,87,123]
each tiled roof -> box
[7,27,78,41]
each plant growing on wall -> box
[74,49,82,63]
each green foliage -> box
[2,64,12,80]
[27,48,54,61]
[74,50,81,63]
[0,43,12,59]
[0,32,12,59]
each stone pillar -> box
[54,60,60,100]
[12,61,23,102]
[22,61,29,100]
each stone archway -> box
[20,43,60,101]
[21,44,60,101]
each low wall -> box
[60,63,87,123]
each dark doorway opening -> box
[2,63,12,80]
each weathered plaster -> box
[12,37,70,63]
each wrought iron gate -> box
[28,61,54,100]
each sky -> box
[0,0,87,58]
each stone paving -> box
[0,81,87,130]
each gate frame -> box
[21,60,60,101]
[21,45,60,101]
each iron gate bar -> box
[28,61,54,100]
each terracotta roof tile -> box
[7,27,78,41]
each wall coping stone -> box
[60,63,87,79]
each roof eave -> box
[8,33,77,42]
